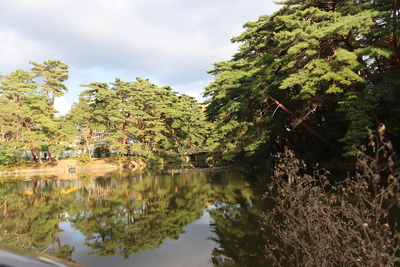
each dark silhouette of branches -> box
[263,126,400,266]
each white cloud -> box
[0,0,281,105]
[54,96,72,116]
[186,91,204,103]
[0,30,55,74]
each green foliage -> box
[1,61,208,164]
[78,153,91,165]
[204,0,400,163]
[0,60,75,164]
[29,60,69,110]
[94,146,111,158]
[338,92,374,155]
[71,77,209,159]
[0,146,17,166]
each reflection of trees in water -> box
[71,172,213,258]
[0,178,75,260]
[0,171,214,259]
[207,172,272,267]
[0,169,271,264]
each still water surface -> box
[0,168,271,266]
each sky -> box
[0,0,280,115]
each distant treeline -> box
[1,1,400,167]
[0,61,211,165]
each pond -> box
[0,168,272,267]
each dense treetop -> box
[0,60,210,165]
[204,0,400,163]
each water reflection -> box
[0,169,270,266]
[207,171,272,267]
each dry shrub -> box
[263,126,400,267]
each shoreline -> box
[0,158,148,180]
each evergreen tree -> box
[0,69,44,163]
[30,60,69,114]
[28,60,72,161]
[0,61,74,164]
[205,0,400,163]
[71,77,209,158]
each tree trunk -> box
[22,118,43,164]
[84,128,93,155]
[269,96,343,156]
[31,147,42,165]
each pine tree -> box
[205,0,400,162]
[1,61,74,164]
[30,60,69,114]
[72,77,209,158]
